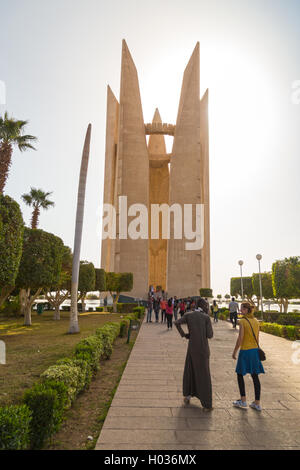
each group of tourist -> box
[146,295,198,329]
[146,291,265,413]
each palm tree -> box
[69,124,92,334]
[0,112,37,194]
[22,188,54,229]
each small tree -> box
[95,268,106,307]
[16,228,64,326]
[272,257,300,313]
[106,272,133,313]
[252,272,274,308]
[46,246,72,320]
[217,294,222,304]
[225,294,231,303]
[0,195,24,307]
[78,262,96,313]
[199,288,213,298]
[231,277,254,302]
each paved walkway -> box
[96,317,300,450]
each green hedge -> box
[0,316,141,449]
[74,336,104,373]
[0,405,32,450]
[23,381,68,449]
[255,311,300,325]
[96,307,104,312]
[117,303,139,313]
[133,306,145,319]
[260,322,300,341]
[95,323,120,359]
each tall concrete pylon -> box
[101,41,210,300]
[148,108,169,291]
[101,86,119,274]
[168,43,206,298]
[114,40,149,298]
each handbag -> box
[244,317,266,361]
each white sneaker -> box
[249,402,262,412]
[232,399,247,409]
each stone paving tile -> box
[95,444,204,450]
[170,407,229,419]
[96,319,300,450]
[103,416,190,430]
[245,431,300,447]
[107,407,173,417]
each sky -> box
[0,0,300,296]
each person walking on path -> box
[147,297,153,323]
[232,302,265,411]
[166,299,174,330]
[229,297,239,329]
[175,298,214,411]
[211,300,219,323]
[160,298,167,323]
[179,299,186,318]
[153,297,160,323]
[173,296,179,321]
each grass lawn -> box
[0,310,124,407]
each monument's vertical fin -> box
[200,89,211,289]
[148,109,169,291]
[101,86,119,273]
[116,40,149,298]
[168,43,203,298]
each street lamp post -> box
[238,260,244,300]
[256,254,264,320]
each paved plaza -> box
[96,317,300,450]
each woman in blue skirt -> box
[232,302,265,411]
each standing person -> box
[212,300,219,323]
[173,296,179,321]
[179,299,186,318]
[232,302,265,411]
[160,298,167,323]
[229,297,239,329]
[147,296,153,323]
[186,297,192,312]
[166,299,174,330]
[175,298,214,411]
[153,297,160,323]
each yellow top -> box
[240,316,260,351]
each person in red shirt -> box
[166,299,174,330]
[160,298,167,323]
[179,299,186,318]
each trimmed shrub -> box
[284,325,299,341]
[133,306,145,319]
[200,288,213,298]
[277,314,300,326]
[0,404,31,450]
[95,322,120,359]
[74,335,103,373]
[117,303,139,314]
[23,381,67,449]
[106,306,114,313]
[119,318,130,338]
[41,363,82,407]
[56,357,92,392]
[96,307,104,312]
[260,322,300,341]
[104,321,121,339]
